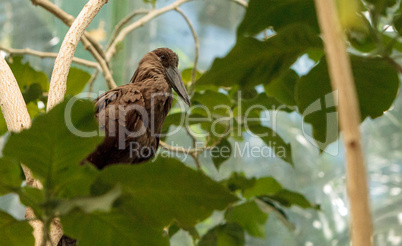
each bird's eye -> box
[160,55,166,61]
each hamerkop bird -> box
[86,48,190,169]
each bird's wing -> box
[94,85,146,147]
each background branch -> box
[31,0,117,89]
[107,9,150,49]
[314,0,373,245]
[105,0,192,61]
[47,0,109,111]
[175,8,199,94]
[0,46,99,68]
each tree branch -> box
[31,0,106,59]
[314,0,372,245]
[47,0,109,111]
[30,0,117,89]
[105,0,192,61]
[175,8,199,94]
[0,46,99,68]
[106,9,150,49]
[0,55,53,246]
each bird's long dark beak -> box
[166,67,191,107]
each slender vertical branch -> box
[106,9,149,49]
[105,0,192,61]
[314,0,373,245]
[175,8,199,94]
[47,0,109,111]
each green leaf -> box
[248,125,294,166]
[237,0,318,36]
[96,158,238,227]
[243,177,282,198]
[268,189,317,209]
[199,223,245,246]
[18,187,45,218]
[62,158,238,245]
[56,185,121,215]
[0,210,34,246]
[296,55,399,149]
[221,173,256,193]
[366,0,397,16]
[191,90,232,117]
[181,68,202,85]
[225,201,268,238]
[235,93,293,119]
[22,83,43,104]
[211,138,232,169]
[0,158,23,195]
[264,69,298,106]
[7,56,49,91]
[27,102,41,119]
[62,208,169,246]
[198,24,322,88]
[66,67,92,96]
[0,110,7,136]
[3,98,103,193]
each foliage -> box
[0,0,401,245]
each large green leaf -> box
[264,69,298,106]
[22,83,43,104]
[296,55,399,149]
[266,189,317,209]
[243,177,282,198]
[237,0,318,36]
[96,158,238,227]
[7,56,49,91]
[198,24,322,88]
[199,223,245,246]
[66,67,92,96]
[0,211,34,246]
[62,158,238,245]
[0,158,23,195]
[248,124,294,166]
[221,173,256,193]
[225,201,268,238]
[62,208,169,246]
[211,138,232,169]
[3,98,103,193]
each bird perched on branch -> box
[86,48,190,169]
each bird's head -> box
[152,48,191,107]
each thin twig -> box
[0,46,99,68]
[175,8,199,94]
[314,0,372,245]
[106,9,150,49]
[81,36,117,89]
[88,70,100,97]
[105,0,192,61]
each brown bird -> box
[86,48,190,169]
[60,48,190,246]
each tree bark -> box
[314,0,373,245]
[47,0,109,111]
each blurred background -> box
[0,0,401,245]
